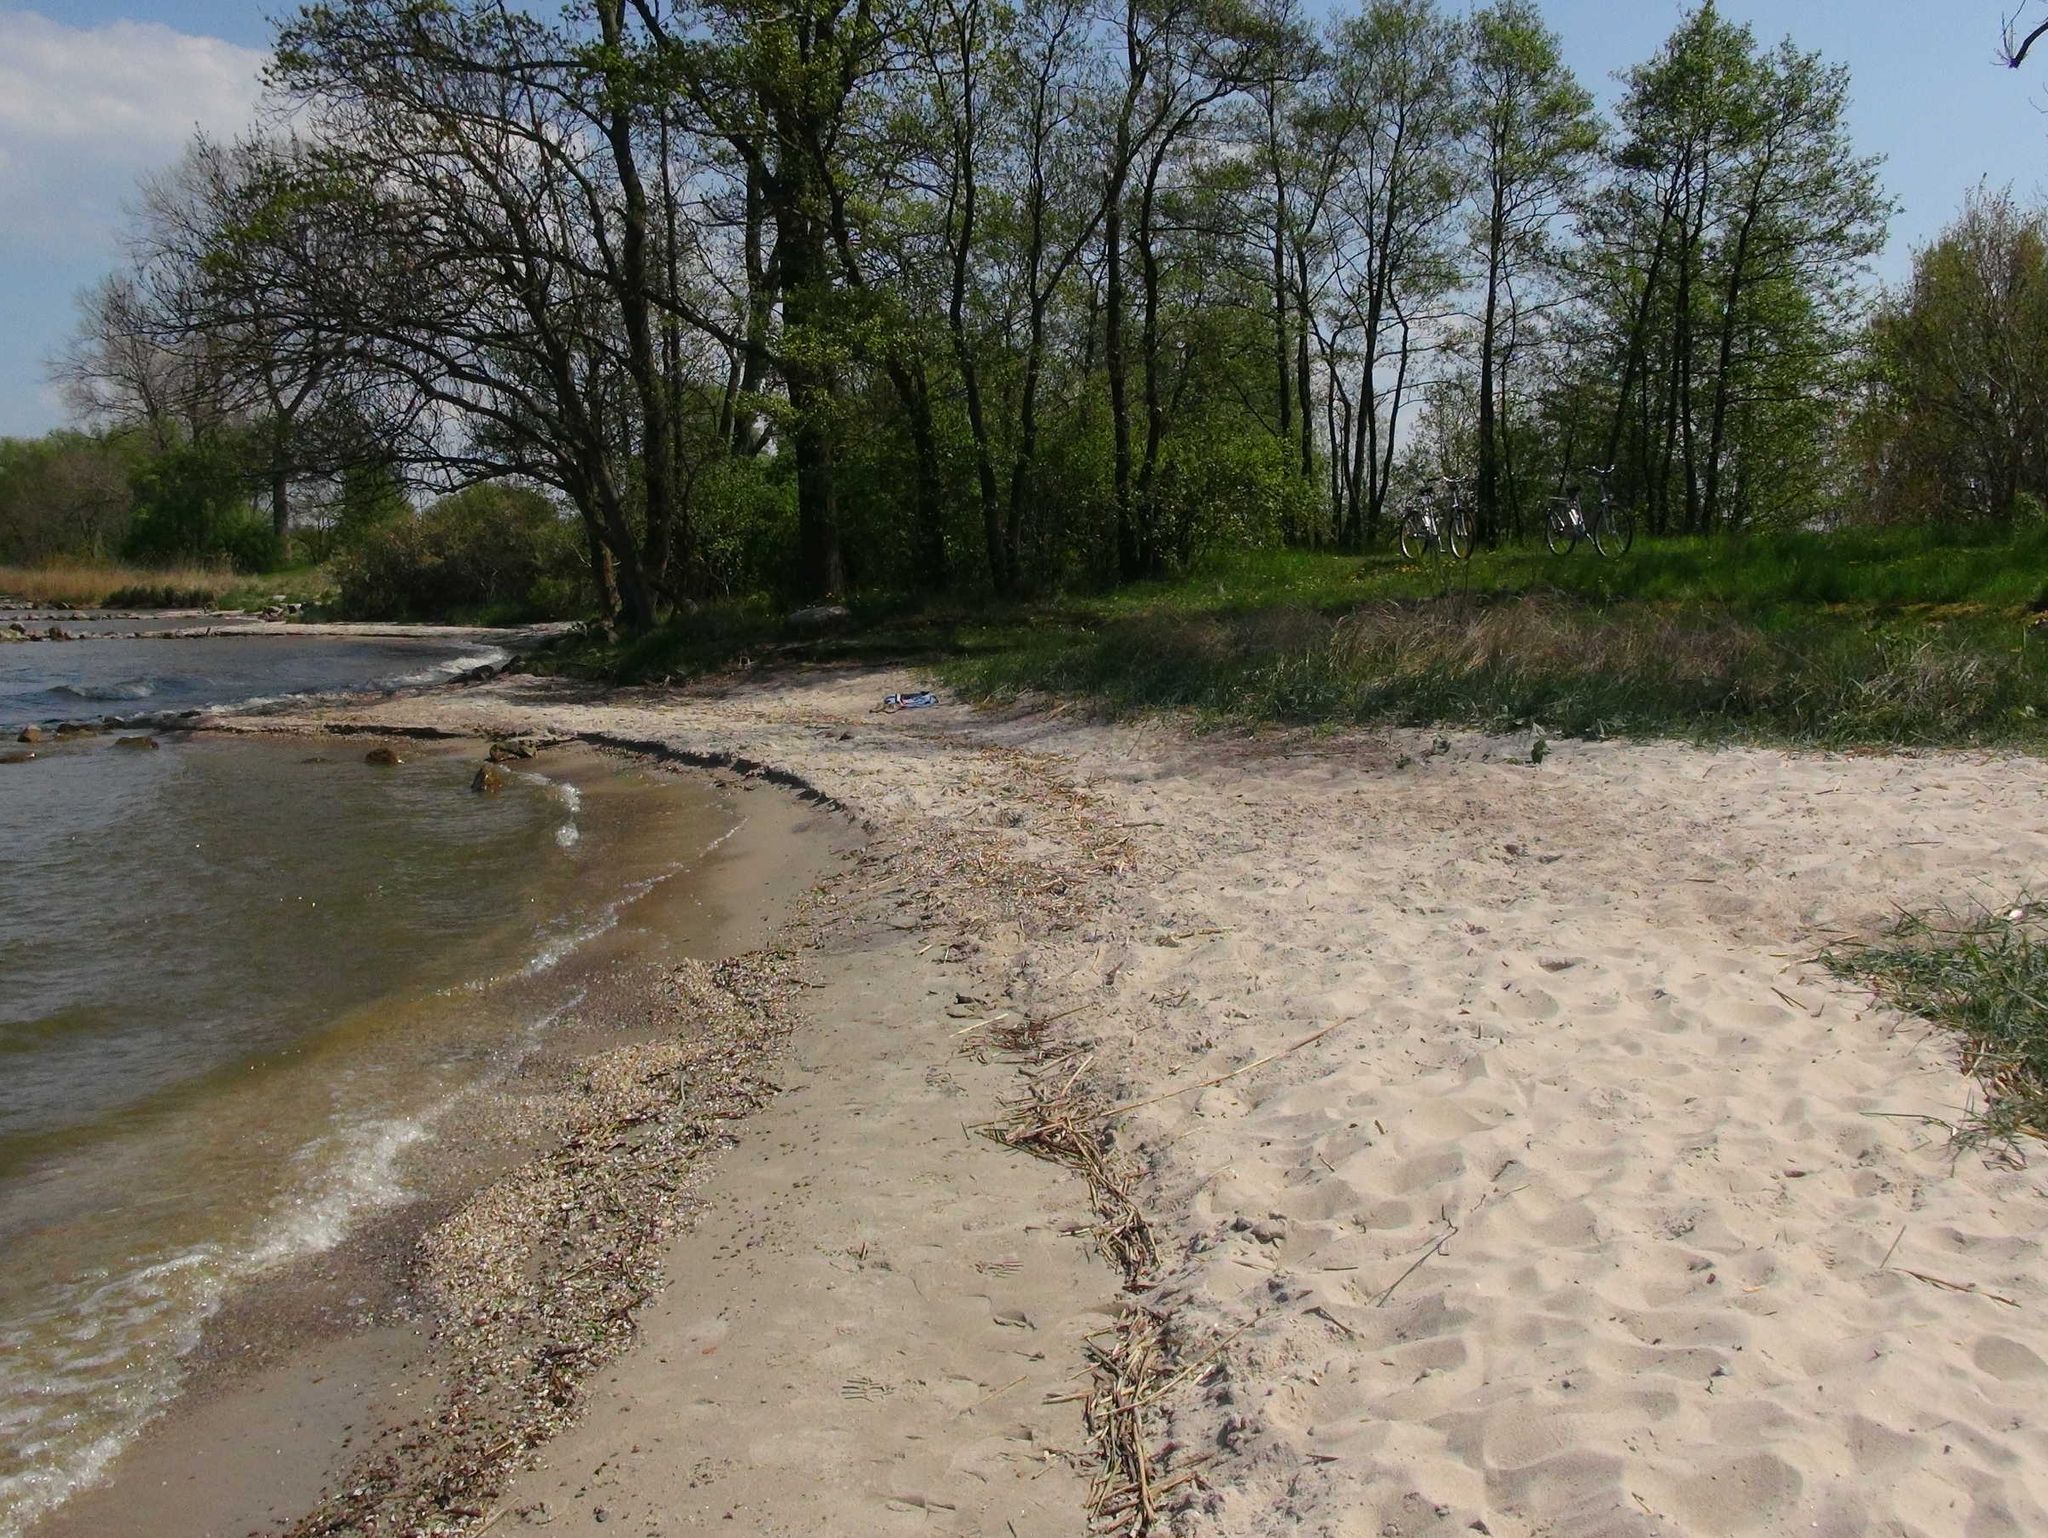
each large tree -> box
[1863,188,2048,523]
[1466,0,1596,544]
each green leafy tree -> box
[125,433,279,570]
[1466,0,1597,543]
[1863,188,2048,523]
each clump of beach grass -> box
[947,592,2048,748]
[1825,900,2048,1147]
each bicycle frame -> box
[1548,466,1634,558]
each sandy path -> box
[237,670,2048,1538]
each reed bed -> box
[0,563,244,608]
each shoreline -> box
[23,729,848,1538]
[20,662,2048,1536]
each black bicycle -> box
[1545,466,1637,558]
[1399,477,1475,563]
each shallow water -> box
[0,642,736,1535]
[0,630,497,722]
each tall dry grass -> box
[0,564,243,609]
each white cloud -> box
[0,9,267,247]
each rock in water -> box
[487,738,536,763]
[113,735,159,751]
[17,725,43,743]
[471,762,506,794]
[364,745,404,766]
[0,750,35,765]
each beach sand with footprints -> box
[42,665,2048,1538]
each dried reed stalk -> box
[977,1009,1180,1535]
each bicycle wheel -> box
[1446,505,1473,561]
[1593,503,1636,558]
[1544,504,1578,556]
[1399,514,1425,562]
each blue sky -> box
[2,1,2044,436]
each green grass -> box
[544,525,2048,750]
[941,527,2048,748]
[1825,902,2048,1146]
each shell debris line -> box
[282,951,805,1538]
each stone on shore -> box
[113,735,159,751]
[18,726,44,743]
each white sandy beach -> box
[187,668,2048,1537]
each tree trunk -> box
[779,200,842,598]
[1106,169,1136,579]
[598,0,672,616]
[1477,180,1506,545]
[1704,174,1764,532]
[1270,138,1293,470]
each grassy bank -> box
[0,563,333,612]
[944,528,2048,748]
[537,525,2048,750]
[1826,903,2048,1145]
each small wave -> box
[48,678,160,702]
[379,648,508,690]
[244,1113,437,1270]
[517,813,746,979]
[507,769,583,853]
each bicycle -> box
[1398,477,1474,563]
[1545,466,1637,558]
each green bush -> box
[124,436,277,572]
[332,482,589,620]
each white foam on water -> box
[0,981,590,1538]
[521,771,583,849]
[380,647,508,690]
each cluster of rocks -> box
[3,622,79,642]
[4,721,161,763]
[357,735,546,794]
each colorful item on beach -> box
[882,691,938,711]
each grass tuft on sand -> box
[1826,902,2048,1146]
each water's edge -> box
[8,724,848,1538]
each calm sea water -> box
[0,633,735,1535]
[0,628,493,723]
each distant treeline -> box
[8,0,2043,627]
